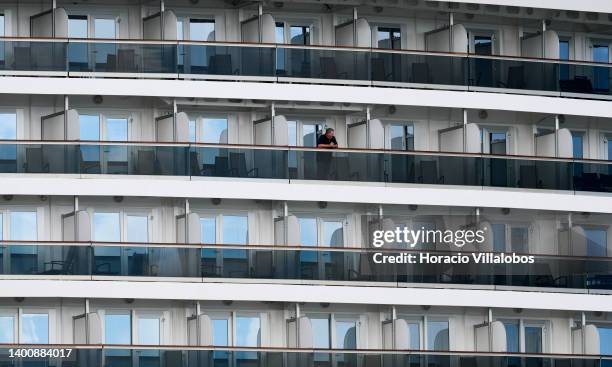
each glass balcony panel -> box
[0,244,90,275]
[371,52,468,86]
[67,42,177,74]
[0,41,66,72]
[469,57,559,92]
[179,44,275,77]
[1,244,610,289]
[280,47,370,81]
[190,147,287,179]
[7,143,612,193]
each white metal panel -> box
[298,316,313,348]
[369,119,384,149]
[199,314,213,346]
[584,325,600,355]
[490,321,507,352]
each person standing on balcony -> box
[316,128,338,179]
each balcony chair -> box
[23,147,50,173]
[573,172,600,191]
[370,57,394,81]
[189,151,208,176]
[229,152,258,178]
[208,54,235,75]
[527,263,568,288]
[78,149,101,174]
[41,246,79,275]
[348,252,375,281]
[517,165,541,189]
[13,47,32,70]
[418,160,444,184]
[201,253,222,277]
[498,65,525,89]
[599,173,612,191]
[105,54,117,72]
[411,62,431,84]
[319,57,348,79]
[117,49,137,73]
[213,156,234,176]
[252,250,275,278]
[154,148,175,175]
[560,76,594,94]
[136,150,155,175]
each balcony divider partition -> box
[1,241,611,290]
[1,38,612,98]
[1,141,612,193]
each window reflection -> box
[585,228,608,257]
[93,212,120,242]
[201,118,228,144]
[127,215,148,243]
[10,211,37,241]
[222,215,247,245]
[235,316,260,347]
[299,218,317,246]
[0,316,14,343]
[335,320,357,349]
[323,221,343,246]
[524,326,543,353]
[21,313,49,344]
[189,19,215,41]
[138,317,160,345]
[105,313,131,344]
[599,326,612,356]
[427,320,449,350]
[212,318,229,346]
[310,316,330,348]
[0,113,17,161]
[200,217,216,244]
[501,320,520,353]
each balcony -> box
[0,346,610,367]
[1,142,612,193]
[1,39,612,99]
[1,242,611,290]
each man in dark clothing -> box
[317,128,338,149]
[316,128,337,179]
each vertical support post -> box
[64,95,69,140]
[581,311,586,354]
[487,308,493,352]
[172,99,178,142]
[271,103,276,145]
[567,212,573,255]
[52,0,57,37]
[84,299,90,344]
[74,195,79,241]
[352,7,358,47]
[258,3,263,43]
[378,204,383,232]
[185,198,190,243]
[366,106,371,149]
[555,115,560,157]
[283,201,288,245]
[295,303,301,347]
[449,12,454,52]
[541,19,546,58]
[160,0,165,40]
[463,109,468,153]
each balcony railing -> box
[1,142,612,193]
[0,346,610,367]
[1,242,611,290]
[1,38,612,98]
